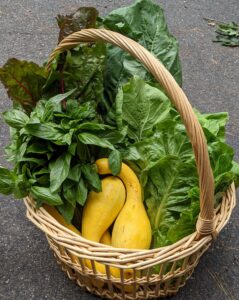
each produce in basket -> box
[0,0,238,298]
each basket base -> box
[51,248,197,300]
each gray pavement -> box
[0,1,239,299]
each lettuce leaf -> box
[113,77,237,247]
[110,76,171,140]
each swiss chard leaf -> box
[0,58,47,111]
[46,43,106,108]
[57,7,99,42]
[196,111,228,141]
[116,78,237,247]
[167,201,200,243]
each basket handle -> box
[47,29,215,239]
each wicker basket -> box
[24,29,236,299]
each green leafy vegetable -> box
[206,18,239,47]
[104,71,238,247]
[112,76,171,141]
[103,0,182,102]
[213,21,239,47]
[0,1,238,241]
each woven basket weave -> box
[24,29,236,299]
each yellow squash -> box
[43,204,110,244]
[43,203,113,289]
[43,204,81,265]
[43,204,81,234]
[95,158,152,250]
[82,176,125,242]
[100,230,111,246]
[82,176,126,278]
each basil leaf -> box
[109,150,122,176]
[77,178,88,206]
[77,122,113,131]
[26,142,49,154]
[63,178,88,206]
[63,180,76,204]
[68,142,77,156]
[14,174,31,198]
[3,109,29,128]
[19,157,47,165]
[67,164,81,182]
[81,164,101,192]
[78,133,115,150]
[24,123,67,144]
[0,167,16,195]
[49,152,71,192]
[57,201,76,223]
[31,186,63,205]
[43,88,76,121]
[66,101,96,120]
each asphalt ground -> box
[0,1,239,299]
